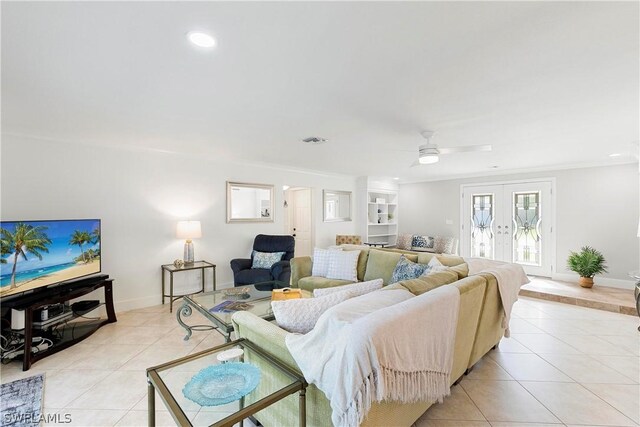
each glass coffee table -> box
[147,338,307,427]
[176,281,290,342]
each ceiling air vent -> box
[302,137,328,145]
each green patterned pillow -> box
[251,251,285,269]
[390,255,430,283]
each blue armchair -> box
[230,234,295,286]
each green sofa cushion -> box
[364,250,418,285]
[397,270,459,295]
[297,276,354,292]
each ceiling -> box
[2,1,638,181]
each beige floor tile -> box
[520,381,636,426]
[46,409,126,426]
[71,344,148,370]
[589,355,640,383]
[489,423,564,427]
[117,345,193,371]
[84,325,167,345]
[510,333,582,354]
[423,384,486,420]
[115,312,164,327]
[493,338,533,354]
[115,409,196,426]
[414,420,490,427]
[466,357,514,381]
[576,319,640,336]
[460,380,560,423]
[23,342,99,371]
[598,335,640,356]
[507,319,546,334]
[66,370,148,410]
[488,353,572,382]
[553,334,635,356]
[582,383,640,424]
[538,354,636,384]
[44,369,112,408]
[525,318,590,335]
[510,305,552,320]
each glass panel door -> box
[471,194,495,259]
[462,181,553,277]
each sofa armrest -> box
[289,256,312,288]
[230,258,252,273]
[270,260,291,284]
[231,311,300,372]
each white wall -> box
[0,135,358,310]
[399,164,639,285]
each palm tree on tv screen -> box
[69,230,92,264]
[1,223,52,288]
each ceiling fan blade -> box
[438,144,492,154]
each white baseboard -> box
[113,282,235,313]
[551,273,636,290]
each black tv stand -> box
[4,276,117,370]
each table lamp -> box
[176,221,202,265]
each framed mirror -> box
[323,190,352,222]
[227,181,275,223]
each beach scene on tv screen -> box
[0,220,100,296]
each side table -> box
[161,261,216,312]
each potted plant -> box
[566,246,608,288]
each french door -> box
[461,181,554,277]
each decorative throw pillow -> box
[411,235,434,249]
[251,251,285,269]
[390,255,430,284]
[313,278,383,298]
[396,234,413,250]
[421,257,450,276]
[311,247,342,277]
[326,250,360,282]
[271,289,353,334]
[433,236,455,254]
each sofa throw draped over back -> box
[286,286,460,426]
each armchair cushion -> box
[234,268,272,285]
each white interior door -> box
[462,181,554,277]
[291,189,312,257]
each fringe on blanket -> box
[336,367,451,427]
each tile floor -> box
[0,297,638,427]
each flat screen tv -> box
[0,219,101,298]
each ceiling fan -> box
[412,130,492,166]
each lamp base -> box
[184,240,195,264]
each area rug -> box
[0,374,44,427]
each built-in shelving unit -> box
[357,177,399,246]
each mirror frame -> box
[226,181,275,223]
[323,189,352,222]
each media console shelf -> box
[5,276,117,371]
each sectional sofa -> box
[232,246,506,426]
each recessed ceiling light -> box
[187,31,216,48]
[393,177,400,180]
[489,165,499,169]
[609,153,621,157]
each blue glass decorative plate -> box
[182,362,261,406]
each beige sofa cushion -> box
[363,250,418,285]
[298,276,354,292]
[397,270,459,295]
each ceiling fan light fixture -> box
[419,154,439,164]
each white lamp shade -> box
[176,221,202,239]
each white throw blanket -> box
[286,286,460,427]
[464,257,530,337]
